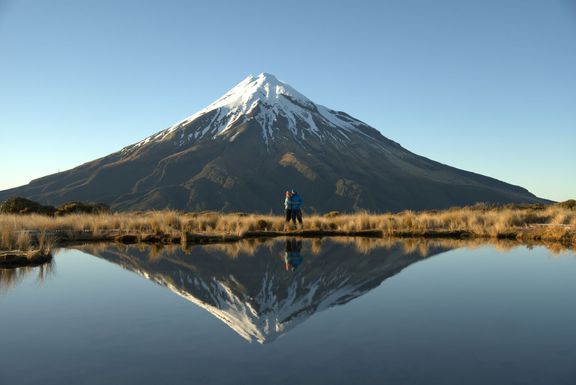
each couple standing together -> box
[284,189,303,226]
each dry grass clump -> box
[0,215,55,253]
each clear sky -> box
[0,0,574,201]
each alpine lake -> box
[1,237,575,385]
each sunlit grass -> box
[1,203,575,252]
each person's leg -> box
[291,210,297,224]
[296,210,303,225]
[285,209,292,222]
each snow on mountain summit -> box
[129,73,371,150]
[208,72,316,112]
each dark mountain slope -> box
[0,73,548,212]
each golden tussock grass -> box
[1,204,575,252]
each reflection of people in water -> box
[283,238,303,271]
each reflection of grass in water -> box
[76,236,575,264]
[1,202,575,251]
[0,259,55,292]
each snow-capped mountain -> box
[128,73,368,149]
[0,73,547,211]
[121,72,391,160]
[78,239,451,343]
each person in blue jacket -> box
[283,238,303,271]
[289,189,303,226]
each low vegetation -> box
[1,200,575,259]
[0,250,53,270]
[0,197,109,216]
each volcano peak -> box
[131,73,364,148]
[212,72,313,110]
[0,73,547,213]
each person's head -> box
[285,190,291,197]
[291,189,297,195]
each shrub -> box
[0,197,56,215]
[55,202,111,216]
[255,219,269,230]
[556,200,576,210]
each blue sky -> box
[0,0,574,201]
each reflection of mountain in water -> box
[78,239,451,343]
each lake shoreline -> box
[0,250,53,269]
[2,225,574,269]
[7,225,576,245]
[1,203,574,268]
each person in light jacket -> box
[284,190,292,223]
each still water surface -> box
[1,238,575,385]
